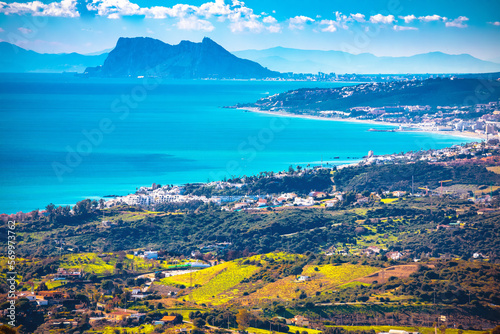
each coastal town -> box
[235,77,500,140]
[101,139,499,213]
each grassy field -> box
[164,308,206,319]
[87,324,157,333]
[288,325,322,334]
[486,166,500,175]
[45,279,67,290]
[338,281,371,289]
[381,198,399,204]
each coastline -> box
[237,107,487,141]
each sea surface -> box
[0,73,476,214]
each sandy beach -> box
[237,107,487,141]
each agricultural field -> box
[45,279,67,290]
[287,325,322,334]
[160,262,232,287]
[486,166,500,175]
[381,198,399,204]
[354,264,420,284]
[59,253,115,276]
[159,253,321,306]
[87,324,158,333]
[245,276,329,302]
[187,262,260,305]
[302,264,379,285]
[58,252,172,277]
[250,252,303,263]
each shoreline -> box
[237,107,487,141]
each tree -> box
[236,309,251,332]
[45,203,56,222]
[193,318,206,328]
[36,282,48,291]
[30,209,39,221]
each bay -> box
[0,73,475,214]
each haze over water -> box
[0,73,475,214]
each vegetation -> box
[235,78,500,117]
[2,143,500,333]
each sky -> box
[0,0,499,61]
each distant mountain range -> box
[85,37,280,79]
[0,42,108,73]
[233,47,500,74]
[2,38,500,76]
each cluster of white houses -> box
[96,139,500,213]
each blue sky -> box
[0,0,499,60]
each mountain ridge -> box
[0,42,108,73]
[85,37,280,79]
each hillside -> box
[85,37,280,79]
[232,77,500,114]
[0,42,108,73]
[2,144,500,332]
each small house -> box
[286,315,310,327]
[160,315,178,324]
[144,251,158,260]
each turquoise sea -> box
[0,73,476,214]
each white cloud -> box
[418,14,444,22]
[445,16,469,28]
[197,0,231,18]
[488,21,500,26]
[229,19,263,32]
[318,12,352,32]
[0,27,4,33]
[0,0,274,35]
[288,15,314,30]
[320,20,337,32]
[369,14,395,24]
[393,25,418,31]
[0,0,79,17]
[177,16,214,31]
[350,13,365,22]
[399,14,416,23]
[266,24,281,33]
[18,27,33,34]
[263,15,276,24]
